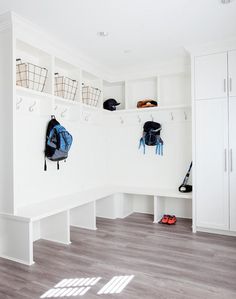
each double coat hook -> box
[29,101,36,112]
[61,108,67,118]
[16,97,23,110]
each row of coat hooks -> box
[118,110,189,124]
[16,96,190,123]
[54,105,68,118]
[16,97,68,118]
[16,97,37,112]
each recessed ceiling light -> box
[97,32,109,37]
[221,0,232,4]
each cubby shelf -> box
[103,104,191,114]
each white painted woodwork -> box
[0,214,34,265]
[194,53,228,100]
[0,12,193,265]
[153,196,165,223]
[70,202,97,230]
[228,50,236,97]
[96,193,133,219]
[195,99,229,230]
[40,211,71,245]
[229,97,236,232]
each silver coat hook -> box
[61,108,67,118]
[85,114,90,121]
[16,97,23,110]
[137,115,141,123]
[184,111,187,120]
[150,114,154,121]
[54,105,58,111]
[120,117,124,124]
[29,101,36,112]
[170,112,174,121]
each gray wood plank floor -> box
[0,213,236,299]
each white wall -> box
[107,117,192,189]
[14,109,109,210]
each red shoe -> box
[160,215,170,224]
[168,215,177,225]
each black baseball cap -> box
[103,99,120,111]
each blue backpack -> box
[139,121,164,155]
[44,116,73,170]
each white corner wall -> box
[14,112,109,210]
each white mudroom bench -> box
[0,186,191,265]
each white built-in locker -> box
[193,49,236,233]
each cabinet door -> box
[194,53,228,100]
[229,97,236,231]
[228,50,236,97]
[195,98,229,230]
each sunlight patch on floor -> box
[40,275,134,297]
[40,277,101,298]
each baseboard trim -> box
[0,254,34,266]
[196,227,236,237]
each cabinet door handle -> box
[229,78,232,93]
[224,79,227,93]
[224,149,227,172]
[230,149,233,172]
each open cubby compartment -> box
[103,81,125,110]
[125,77,158,109]
[81,70,103,109]
[15,39,53,95]
[32,210,71,244]
[158,73,191,106]
[54,57,81,102]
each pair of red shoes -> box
[160,214,177,225]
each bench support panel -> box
[70,201,97,230]
[0,215,34,265]
[153,196,165,223]
[40,211,71,245]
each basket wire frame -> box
[16,59,48,92]
[54,73,78,101]
[82,85,101,107]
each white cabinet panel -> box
[195,98,229,230]
[194,53,227,100]
[228,50,236,97]
[229,97,236,231]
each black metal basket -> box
[16,58,48,92]
[54,73,78,101]
[82,85,101,107]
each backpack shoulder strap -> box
[139,137,146,154]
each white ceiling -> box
[0,0,236,74]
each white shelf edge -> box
[16,85,53,99]
[105,104,191,114]
[54,96,80,106]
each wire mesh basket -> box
[16,58,48,92]
[82,85,101,107]
[54,73,78,101]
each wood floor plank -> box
[0,213,235,298]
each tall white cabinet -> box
[228,50,236,231]
[193,49,236,233]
